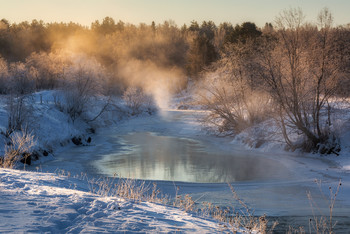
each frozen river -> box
[39,109,350,232]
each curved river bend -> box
[97,131,292,183]
[39,109,350,231]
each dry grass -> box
[51,170,343,234]
[199,184,278,233]
[286,226,306,234]
[84,174,169,205]
[0,129,35,168]
[77,173,280,232]
[307,179,342,234]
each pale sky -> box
[0,0,349,27]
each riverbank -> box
[0,91,235,233]
[33,106,350,231]
[1,90,350,232]
[0,168,231,233]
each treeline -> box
[1,8,350,153]
[0,16,265,92]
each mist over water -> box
[116,59,186,109]
[57,30,187,109]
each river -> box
[38,109,350,232]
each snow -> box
[0,169,226,233]
[0,91,242,233]
[34,104,350,221]
[1,90,350,232]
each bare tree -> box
[256,8,344,152]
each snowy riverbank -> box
[0,91,243,233]
[0,168,231,233]
[1,90,350,232]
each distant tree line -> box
[0,17,264,85]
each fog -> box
[116,59,185,108]
[39,21,188,108]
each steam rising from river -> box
[117,60,186,109]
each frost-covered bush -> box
[60,55,106,121]
[6,94,34,134]
[8,62,35,95]
[5,62,35,133]
[123,87,156,115]
[198,70,271,135]
[0,57,9,94]
[0,130,35,168]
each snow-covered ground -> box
[0,168,228,233]
[0,91,245,233]
[35,107,350,231]
[1,90,350,232]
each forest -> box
[1,7,350,154]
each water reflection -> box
[97,132,291,183]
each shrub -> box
[6,94,33,134]
[123,87,155,115]
[61,56,104,121]
[198,72,271,135]
[0,130,35,168]
[5,62,35,134]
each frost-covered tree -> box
[257,8,344,152]
[0,56,9,94]
[25,52,68,89]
